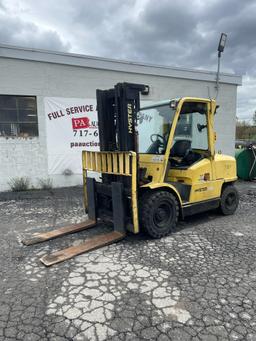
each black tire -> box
[220,185,239,215]
[140,191,179,239]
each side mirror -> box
[214,105,219,115]
[197,123,207,132]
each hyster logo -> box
[72,117,90,129]
[127,103,133,134]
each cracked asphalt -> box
[0,181,256,341]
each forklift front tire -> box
[140,191,179,239]
[219,185,239,215]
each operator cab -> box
[138,99,209,169]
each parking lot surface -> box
[0,181,256,341]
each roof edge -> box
[0,44,242,85]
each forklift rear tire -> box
[219,185,239,215]
[140,191,179,239]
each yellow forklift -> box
[23,83,239,266]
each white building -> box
[0,44,242,192]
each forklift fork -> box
[22,220,96,246]
[22,178,126,266]
[40,231,125,266]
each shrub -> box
[9,177,30,192]
[38,178,53,190]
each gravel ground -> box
[0,181,256,341]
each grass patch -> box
[38,178,53,190]
[9,177,30,192]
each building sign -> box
[44,97,99,175]
[44,97,154,176]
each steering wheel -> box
[150,134,166,145]
[149,134,167,154]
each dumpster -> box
[235,145,256,181]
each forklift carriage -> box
[83,150,139,235]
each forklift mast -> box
[96,82,146,152]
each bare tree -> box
[253,111,256,125]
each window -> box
[174,102,208,150]
[138,103,176,154]
[0,96,38,137]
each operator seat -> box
[170,140,191,158]
[170,139,202,167]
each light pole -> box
[215,33,227,96]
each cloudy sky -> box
[0,0,255,121]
